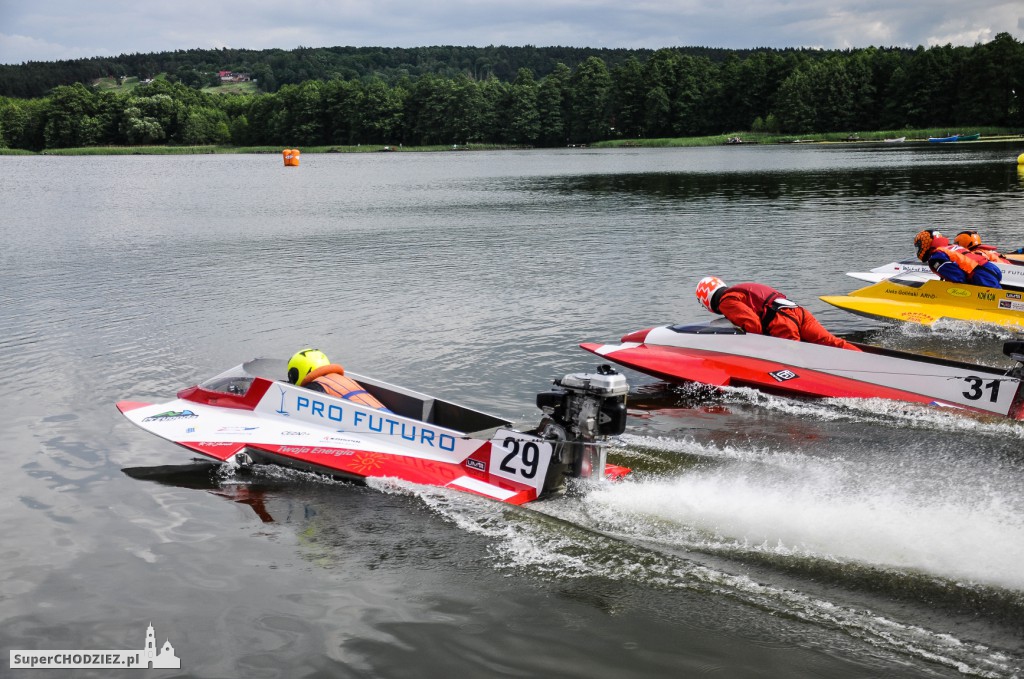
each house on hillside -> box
[218,70,251,83]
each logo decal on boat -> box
[1005,292,1022,300]
[769,369,798,382]
[350,452,385,474]
[143,409,197,422]
[275,386,290,416]
[947,288,971,298]
[466,458,486,472]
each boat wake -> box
[385,472,1023,678]
[202,452,1024,676]
[663,383,1024,438]
[596,434,1024,592]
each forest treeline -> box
[0,34,1021,151]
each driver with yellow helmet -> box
[287,348,389,410]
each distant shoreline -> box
[2,131,1022,156]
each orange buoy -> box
[282,149,301,167]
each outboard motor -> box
[534,365,629,495]
[1003,341,1024,378]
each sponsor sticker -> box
[143,410,197,422]
[946,287,971,298]
[769,369,799,382]
[466,458,486,472]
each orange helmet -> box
[954,230,981,249]
[914,230,941,261]
[696,276,727,312]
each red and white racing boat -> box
[582,322,1024,419]
[118,359,630,505]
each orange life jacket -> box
[970,245,1010,263]
[934,245,989,274]
[301,364,388,410]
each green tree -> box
[957,32,1023,126]
[43,83,97,148]
[504,68,540,145]
[568,56,612,143]
[641,50,682,137]
[120,106,166,144]
[179,106,230,144]
[610,57,645,138]
[229,114,251,145]
[773,69,815,133]
[672,55,718,136]
[536,63,569,146]
[275,81,325,145]
[898,45,960,127]
[358,78,405,143]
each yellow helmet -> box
[287,348,330,385]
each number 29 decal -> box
[488,429,553,490]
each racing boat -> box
[118,359,630,506]
[581,323,1024,419]
[820,273,1024,329]
[846,258,1024,288]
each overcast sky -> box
[1,0,1022,65]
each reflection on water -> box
[2,144,1023,677]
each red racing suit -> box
[712,283,861,351]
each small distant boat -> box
[929,133,980,143]
[883,136,906,143]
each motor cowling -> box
[534,365,629,492]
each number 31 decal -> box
[488,430,552,490]
[962,376,1000,402]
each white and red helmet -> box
[695,276,727,312]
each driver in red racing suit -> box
[696,277,861,351]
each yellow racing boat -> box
[820,273,1024,329]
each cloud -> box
[0,0,1021,65]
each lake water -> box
[2,143,1024,677]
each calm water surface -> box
[2,144,1024,677]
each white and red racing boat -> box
[582,322,1024,419]
[118,359,630,505]
[848,259,1024,289]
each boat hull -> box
[118,359,626,505]
[846,259,1024,290]
[820,277,1024,329]
[581,324,1024,418]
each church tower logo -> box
[143,622,180,669]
